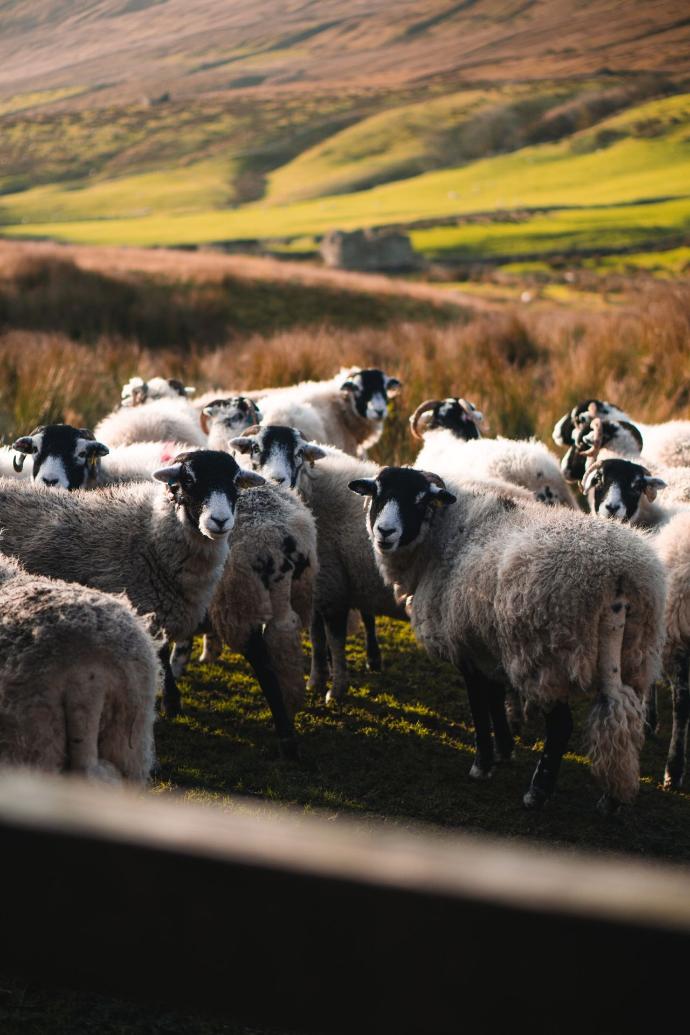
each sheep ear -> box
[228,437,254,454]
[235,469,265,488]
[553,412,574,447]
[385,377,401,397]
[340,379,358,395]
[349,478,377,497]
[580,466,599,495]
[304,444,327,463]
[153,463,183,483]
[11,436,34,455]
[642,476,667,502]
[86,441,109,459]
[428,486,456,507]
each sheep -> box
[0,451,266,725]
[169,479,318,724]
[200,396,263,448]
[95,397,207,449]
[411,397,576,508]
[121,376,196,407]
[580,457,690,788]
[8,425,314,748]
[349,465,666,812]
[9,423,190,490]
[553,398,690,470]
[247,368,402,457]
[0,553,160,783]
[230,424,406,702]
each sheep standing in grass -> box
[411,397,576,508]
[582,456,690,788]
[0,553,160,783]
[231,425,406,701]
[350,466,665,812]
[0,451,265,724]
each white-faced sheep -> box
[411,397,577,508]
[349,466,666,812]
[0,553,160,783]
[0,451,264,723]
[200,396,263,448]
[230,425,406,702]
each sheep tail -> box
[586,591,645,805]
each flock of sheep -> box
[1,367,689,816]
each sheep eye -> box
[296,449,304,460]
[78,451,86,460]
[32,446,38,454]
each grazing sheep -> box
[0,553,160,783]
[248,368,402,456]
[412,397,576,508]
[121,376,196,407]
[231,425,406,701]
[0,451,264,723]
[349,466,665,812]
[95,397,207,448]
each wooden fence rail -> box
[0,770,688,1033]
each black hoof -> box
[469,760,493,781]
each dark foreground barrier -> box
[0,770,688,1034]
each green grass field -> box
[3,92,690,269]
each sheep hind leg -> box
[308,611,329,695]
[664,654,690,790]
[645,683,659,737]
[242,628,298,760]
[159,644,182,719]
[323,610,349,704]
[64,677,113,780]
[361,612,382,672]
[459,660,495,780]
[523,701,573,810]
[487,681,514,762]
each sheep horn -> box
[417,470,448,491]
[409,399,440,440]
[581,416,604,465]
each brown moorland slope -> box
[1,0,689,109]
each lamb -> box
[230,425,406,702]
[411,397,576,508]
[247,368,402,457]
[0,553,160,783]
[95,397,207,448]
[349,466,666,812]
[0,450,265,723]
[553,398,690,470]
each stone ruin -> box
[320,228,421,271]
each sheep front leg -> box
[243,628,298,760]
[523,701,573,809]
[664,654,690,790]
[308,611,330,695]
[361,612,382,672]
[323,610,349,704]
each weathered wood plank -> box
[0,770,688,1033]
